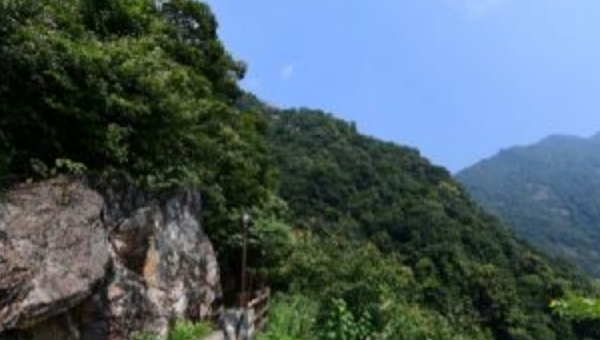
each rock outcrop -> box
[0,178,221,340]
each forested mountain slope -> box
[0,0,597,339]
[263,107,593,340]
[457,134,600,277]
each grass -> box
[133,320,213,340]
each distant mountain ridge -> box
[457,132,600,277]
[262,107,593,340]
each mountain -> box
[262,107,592,340]
[456,133,600,277]
[0,1,597,339]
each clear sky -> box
[203,0,600,172]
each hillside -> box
[0,1,597,339]
[263,107,592,340]
[456,134,600,277]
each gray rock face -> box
[0,180,108,333]
[0,179,221,340]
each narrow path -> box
[202,331,225,340]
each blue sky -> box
[204,0,600,172]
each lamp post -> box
[240,212,252,308]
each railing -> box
[222,287,272,340]
[247,288,271,332]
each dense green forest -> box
[0,0,276,281]
[0,1,598,339]
[457,134,600,277]
[260,106,597,340]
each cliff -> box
[0,178,220,340]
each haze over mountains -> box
[457,133,600,277]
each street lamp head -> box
[242,212,252,229]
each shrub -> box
[257,294,319,340]
[168,320,212,340]
[378,302,493,340]
[133,320,212,340]
[320,298,374,340]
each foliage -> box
[263,108,590,340]
[258,293,494,340]
[378,302,493,340]
[257,294,319,340]
[0,0,276,296]
[0,0,271,196]
[245,199,294,283]
[552,295,600,321]
[167,320,212,340]
[278,232,413,320]
[457,134,600,277]
[53,158,88,176]
[320,298,374,340]
[29,158,88,179]
[133,320,212,340]
[213,193,294,298]
[550,294,600,338]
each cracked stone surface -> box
[0,179,221,340]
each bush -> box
[257,294,319,340]
[320,298,374,340]
[133,320,212,340]
[378,302,493,340]
[168,320,212,340]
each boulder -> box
[0,180,108,332]
[0,178,221,340]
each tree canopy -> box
[263,107,596,340]
[0,0,267,195]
